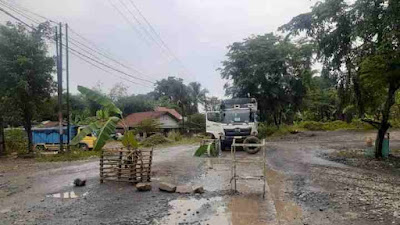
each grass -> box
[258,120,375,138]
[35,149,100,162]
[152,136,203,148]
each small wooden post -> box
[100,149,104,183]
[118,150,123,180]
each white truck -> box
[206,98,261,154]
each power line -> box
[69,50,152,88]
[67,46,154,87]
[126,0,194,79]
[0,5,154,89]
[118,0,172,60]
[107,0,152,47]
[0,1,41,24]
[66,38,154,84]
[0,5,34,29]
[0,0,157,84]
[66,33,156,83]
[0,0,57,24]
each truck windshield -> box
[222,110,253,123]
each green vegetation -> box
[194,143,217,157]
[140,133,201,148]
[258,120,375,138]
[140,133,171,147]
[4,129,27,155]
[0,22,55,154]
[36,149,100,162]
[219,0,400,158]
[167,131,182,142]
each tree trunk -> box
[352,74,365,118]
[375,84,398,158]
[23,110,34,154]
[0,117,5,155]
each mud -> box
[1,130,399,224]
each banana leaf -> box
[78,86,122,116]
[93,117,120,151]
[70,122,102,145]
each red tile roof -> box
[155,107,182,120]
[119,111,166,128]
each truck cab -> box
[206,98,260,152]
[77,126,97,150]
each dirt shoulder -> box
[266,129,400,225]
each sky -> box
[1,0,318,98]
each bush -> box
[4,129,27,155]
[258,123,278,138]
[194,143,217,157]
[167,131,182,141]
[298,121,325,131]
[141,133,171,147]
[36,149,100,162]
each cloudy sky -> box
[1,0,317,97]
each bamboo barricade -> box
[230,138,267,198]
[100,147,153,184]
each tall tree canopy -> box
[281,0,400,157]
[0,22,55,153]
[219,33,313,125]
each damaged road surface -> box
[1,130,400,224]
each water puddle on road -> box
[46,191,88,199]
[160,196,231,224]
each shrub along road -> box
[0,130,399,224]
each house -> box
[117,107,182,135]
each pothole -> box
[160,196,230,224]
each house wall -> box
[158,114,180,129]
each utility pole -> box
[65,23,70,152]
[56,23,64,152]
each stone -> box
[176,185,192,194]
[193,185,205,194]
[73,178,86,187]
[159,182,176,193]
[136,183,152,192]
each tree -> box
[187,113,206,132]
[188,82,208,113]
[153,76,193,117]
[219,33,313,126]
[115,94,154,116]
[0,22,55,154]
[281,0,400,157]
[204,96,221,111]
[135,118,160,138]
[109,82,128,102]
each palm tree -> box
[188,82,209,113]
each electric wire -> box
[0,2,155,88]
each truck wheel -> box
[79,143,89,151]
[220,141,226,151]
[35,145,45,151]
[244,136,261,154]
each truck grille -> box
[224,128,251,137]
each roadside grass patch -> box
[4,129,28,155]
[324,149,400,171]
[36,149,100,162]
[141,133,171,147]
[140,133,202,148]
[258,120,374,138]
[194,143,217,157]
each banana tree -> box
[71,86,137,150]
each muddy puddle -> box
[46,191,88,199]
[160,196,230,224]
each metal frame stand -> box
[230,138,267,198]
